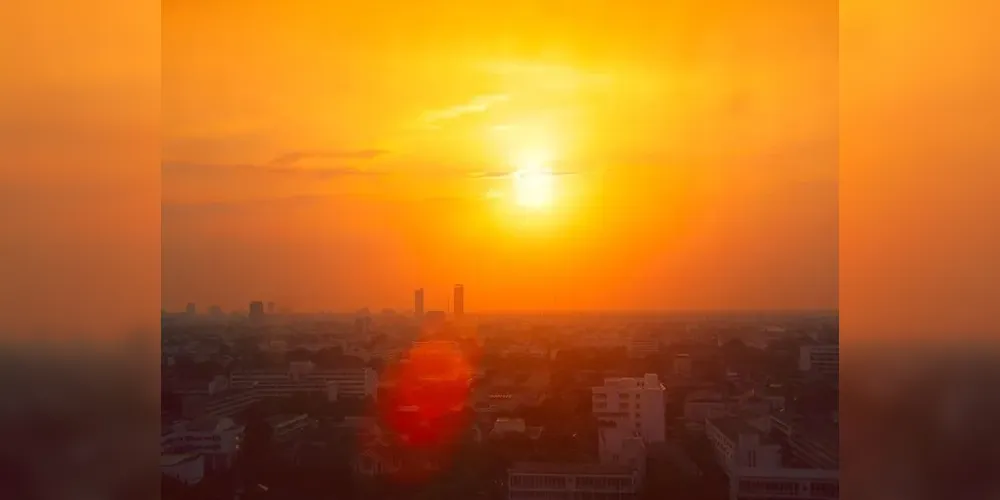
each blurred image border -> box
[1,1,997,499]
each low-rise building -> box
[266,414,314,443]
[181,388,260,419]
[705,417,781,470]
[769,414,839,470]
[707,415,840,500]
[729,467,839,500]
[230,363,377,400]
[798,344,838,378]
[508,462,641,500]
[598,427,647,482]
[684,392,730,427]
[161,453,204,486]
[161,416,244,472]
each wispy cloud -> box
[268,149,388,167]
[162,162,384,179]
[422,94,509,123]
[162,192,481,217]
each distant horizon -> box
[164,306,838,317]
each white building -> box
[231,363,377,400]
[706,416,840,499]
[798,344,838,377]
[769,414,839,470]
[730,467,839,500]
[161,453,204,485]
[592,373,666,444]
[161,416,245,471]
[705,417,782,471]
[508,462,640,500]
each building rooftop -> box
[776,414,840,457]
[708,417,775,445]
[266,414,309,427]
[186,416,237,433]
[736,466,839,479]
[161,453,201,467]
[510,462,635,476]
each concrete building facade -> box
[592,373,666,444]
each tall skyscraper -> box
[185,303,196,315]
[249,301,265,321]
[453,284,464,317]
[267,301,276,314]
[414,288,424,317]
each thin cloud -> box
[162,192,480,216]
[162,162,384,179]
[268,149,388,167]
[422,94,509,123]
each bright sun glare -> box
[512,151,555,208]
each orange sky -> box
[161,0,838,313]
[3,0,997,340]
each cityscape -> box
[161,2,838,499]
[161,286,839,500]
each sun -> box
[511,151,555,208]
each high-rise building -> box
[185,303,197,315]
[592,374,666,444]
[414,288,424,317]
[249,301,265,321]
[453,284,464,317]
[266,301,276,314]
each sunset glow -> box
[512,150,556,208]
[513,167,554,208]
[161,1,839,313]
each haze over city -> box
[162,1,837,314]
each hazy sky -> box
[161,0,838,313]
